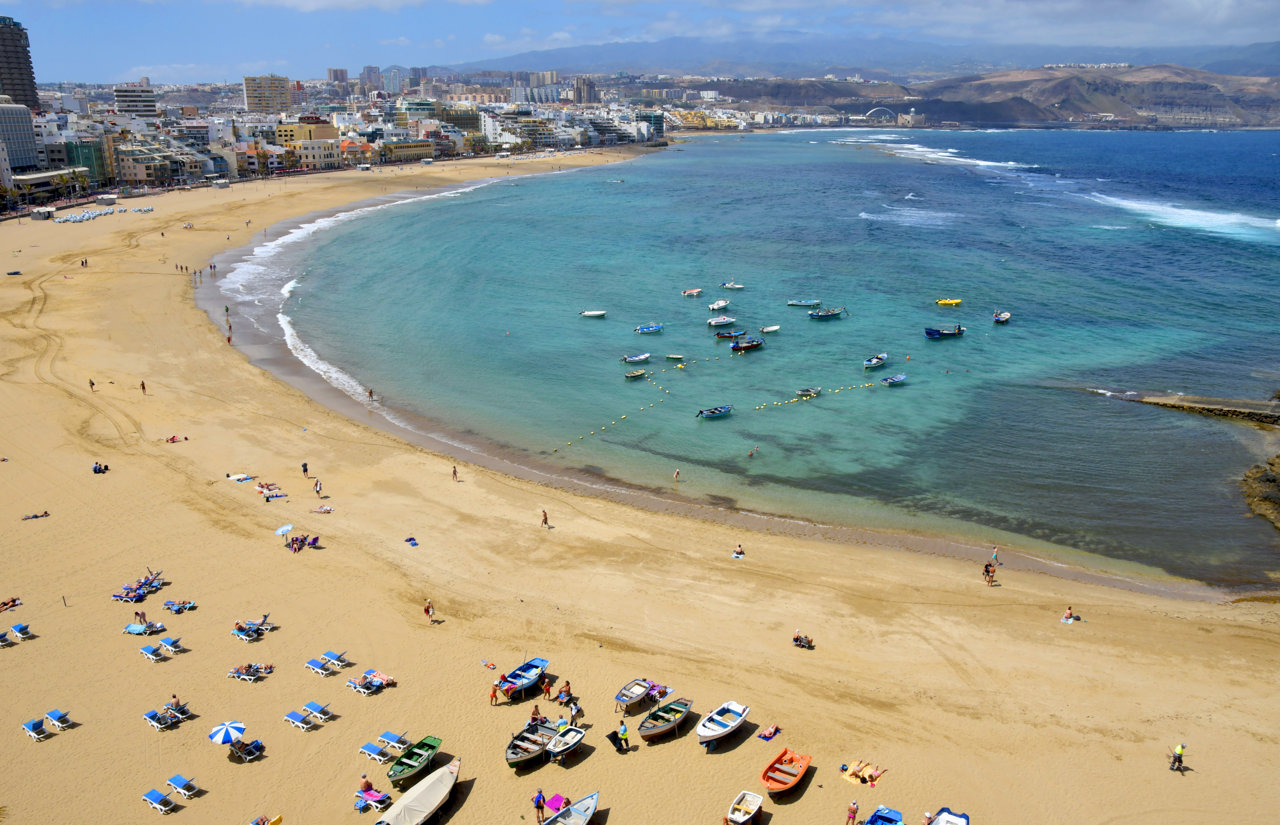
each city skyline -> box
[14,0,1280,85]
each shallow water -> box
[220,130,1280,588]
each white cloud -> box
[482,32,506,46]
[379,36,412,46]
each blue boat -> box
[696,406,733,419]
[930,808,970,825]
[924,326,965,339]
[865,806,904,825]
[880,373,906,386]
[496,657,548,698]
[621,353,651,363]
[863,352,888,369]
[808,306,847,320]
[787,299,821,307]
[635,322,664,334]
[715,329,746,339]
[730,336,764,352]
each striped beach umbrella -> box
[209,721,246,745]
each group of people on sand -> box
[285,534,317,553]
[793,629,815,649]
[844,760,888,785]
[232,663,274,677]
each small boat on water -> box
[730,337,764,352]
[666,354,684,361]
[993,310,1011,324]
[808,306,847,320]
[864,352,888,369]
[796,387,821,398]
[924,326,965,339]
[787,299,820,307]
[624,369,647,380]
[638,696,693,741]
[864,805,905,825]
[545,791,599,825]
[387,735,442,785]
[936,298,962,306]
[880,373,907,386]
[634,322,663,334]
[726,790,763,824]
[579,310,606,318]
[760,325,781,333]
[614,678,652,713]
[696,406,733,419]
[708,299,730,311]
[682,288,703,297]
[720,281,745,289]
[707,315,737,326]
[760,748,811,795]
[373,756,460,825]
[697,700,750,747]
[497,657,549,698]
[545,726,585,764]
[505,721,558,768]
[715,329,746,339]
[620,353,651,363]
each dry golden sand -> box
[1,151,1278,825]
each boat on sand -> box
[638,696,693,741]
[614,678,651,713]
[726,790,763,824]
[373,756,460,825]
[497,657,548,698]
[387,735,442,785]
[546,725,585,763]
[505,721,558,768]
[545,791,599,825]
[697,700,750,747]
[760,748,811,795]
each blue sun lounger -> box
[304,658,332,677]
[166,774,199,799]
[22,719,51,741]
[303,701,333,720]
[159,637,184,655]
[358,742,391,763]
[144,710,174,731]
[321,650,350,668]
[378,731,410,751]
[143,788,176,813]
[231,627,258,642]
[0,631,11,647]
[112,591,145,602]
[140,645,164,663]
[11,623,32,640]
[45,710,70,730]
[230,739,264,762]
[284,710,314,730]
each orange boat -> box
[760,747,811,794]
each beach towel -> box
[758,724,780,740]
[404,537,418,546]
[227,473,254,482]
[546,795,567,813]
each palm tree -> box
[72,170,90,200]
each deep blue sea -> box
[220,129,1280,589]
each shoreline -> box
[201,161,1231,603]
[4,146,1279,825]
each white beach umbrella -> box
[209,721,246,745]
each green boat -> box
[387,735,442,785]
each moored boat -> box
[707,315,737,326]
[863,352,888,369]
[620,353,651,363]
[796,387,821,398]
[545,726,585,764]
[634,322,663,334]
[787,299,820,307]
[614,678,652,713]
[497,657,549,698]
[924,326,965,339]
[880,373,906,386]
[760,325,780,333]
[708,299,730,311]
[544,791,599,825]
[696,700,750,747]
[730,336,764,352]
[666,354,684,360]
[505,721,558,768]
[760,748,811,795]
[579,310,606,318]
[387,735,442,785]
[638,697,693,741]
[993,310,1011,324]
[373,756,460,825]
[720,281,745,289]
[715,329,746,339]
[807,306,847,320]
[682,288,703,297]
[936,298,962,306]
[696,406,733,419]
[624,369,647,380]
[726,790,763,824]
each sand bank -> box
[1,149,1277,824]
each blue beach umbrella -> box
[274,524,293,536]
[209,721,246,745]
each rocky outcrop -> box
[1242,455,1280,533]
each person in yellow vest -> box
[1170,743,1186,772]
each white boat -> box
[579,310,606,318]
[696,700,750,747]
[727,790,763,824]
[374,756,460,825]
[545,791,599,825]
[720,281,745,289]
[760,325,780,333]
[708,299,730,311]
[546,725,585,763]
[666,354,684,360]
[707,316,737,327]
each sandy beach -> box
[2,149,1278,825]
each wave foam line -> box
[1088,193,1280,243]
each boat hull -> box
[505,722,558,768]
[545,726,585,761]
[727,790,763,824]
[696,406,733,419]
[387,735,442,784]
[614,678,650,711]
[373,756,460,825]
[696,701,749,745]
[760,748,811,795]
[707,316,737,326]
[638,697,693,741]
[544,791,599,825]
[497,657,549,698]
[808,307,846,320]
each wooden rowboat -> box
[545,791,599,825]
[760,747,811,794]
[727,790,763,824]
[504,721,558,768]
[546,725,585,763]
[696,700,749,747]
[387,735,442,785]
[638,696,692,741]
[624,369,647,380]
[497,657,548,698]
[614,678,651,713]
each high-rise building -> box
[360,65,381,92]
[326,68,348,84]
[381,68,403,96]
[0,93,38,170]
[243,75,291,113]
[113,82,158,117]
[0,16,38,110]
[573,76,598,105]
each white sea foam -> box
[904,192,921,200]
[1091,225,1129,231]
[280,278,299,298]
[1088,193,1280,243]
[859,205,960,227]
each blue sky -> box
[11,0,1280,85]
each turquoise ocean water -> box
[220,130,1280,589]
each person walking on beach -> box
[673,468,680,482]
[992,545,1001,566]
[139,380,146,395]
[532,788,547,824]
[541,676,552,700]
[569,700,582,727]
[314,478,322,498]
[541,509,549,528]
[301,461,308,478]
[452,465,458,483]
[618,720,629,751]
[983,562,995,587]
[425,599,434,623]
[1170,743,1187,772]
[88,378,95,392]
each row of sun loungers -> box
[22,711,69,741]
[144,774,201,812]
[114,571,167,603]
[139,638,184,663]
[0,623,33,646]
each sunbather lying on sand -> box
[311,505,334,513]
[0,596,21,612]
[367,670,396,687]
[163,435,188,443]
[21,511,50,520]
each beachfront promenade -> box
[2,154,1279,824]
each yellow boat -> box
[936,298,962,306]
